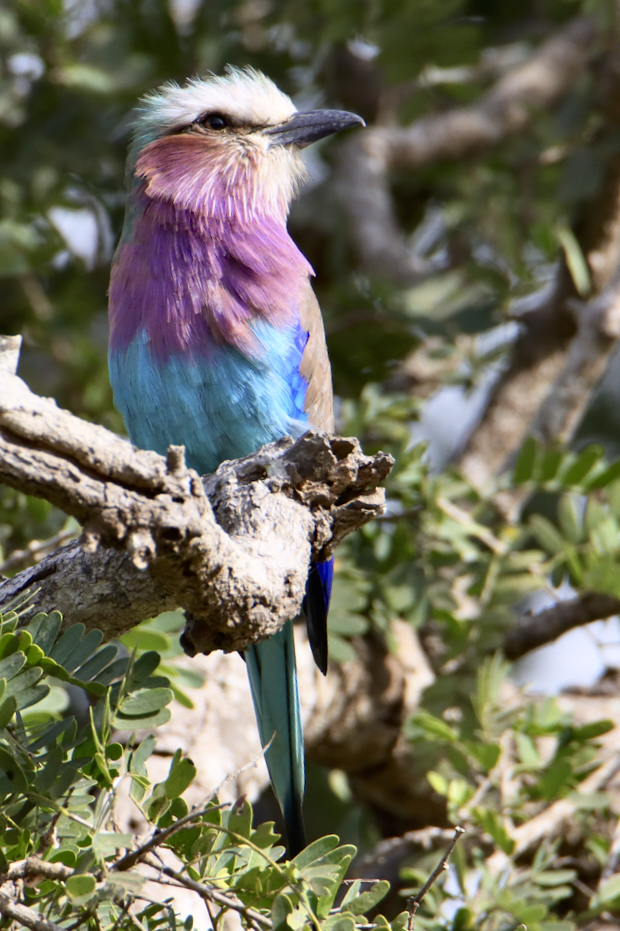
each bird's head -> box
[128,67,364,222]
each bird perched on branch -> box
[108,67,363,854]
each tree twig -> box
[0,890,63,931]
[157,864,273,929]
[406,826,465,931]
[112,801,231,872]
[0,857,73,884]
[0,528,78,575]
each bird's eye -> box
[203,114,227,130]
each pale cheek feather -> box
[138,134,304,222]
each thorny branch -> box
[406,827,465,931]
[0,336,393,655]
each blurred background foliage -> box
[5,0,620,928]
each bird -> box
[108,67,363,855]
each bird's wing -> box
[299,285,334,432]
[298,283,334,674]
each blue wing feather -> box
[304,559,333,675]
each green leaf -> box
[0,653,26,681]
[5,666,43,697]
[341,880,390,915]
[29,611,62,653]
[519,904,547,923]
[452,907,474,931]
[567,791,610,810]
[463,741,500,772]
[272,893,294,930]
[585,459,620,491]
[16,683,50,711]
[516,732,540,766]
[61,629,103,673]
[131,651,161,682]
[571,720,614,740]
[96,657,130,686]
[114,707,171,729]
[28,717,74,751]
[558,446,604,487]
[327,633,358,664]
[0,745,28,792]
[427,771,448,795]
[323,916,355,931]
[26,644,44,666]
[411,711,457,742]
[538,448,563,483]
[513,436,538,484]
[0,634,20,662]
[0,696,16,728]
[291,834,340,867]
[557,225,591,296]
[529,515,565,555]
[534,870,577,887]
[476,809,514,855]
[597,873,620,903]
[66,874,96,899]
[37,657,69,680]
[121,628,171,653]
[557,495,582,544]
[538,760,572,800]
[119,687,173,716]
[130,735,156,775]
[50,624,86,665]
[164,757,197,799]
[74,644,118,682]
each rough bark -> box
[0,337,393,655]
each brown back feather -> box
[299,283,334,432]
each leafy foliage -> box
[0,602,395,930]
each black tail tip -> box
[285,801,307,858]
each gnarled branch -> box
[0,337,393,655]
[336,17,597,284]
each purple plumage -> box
[109,134,314,361]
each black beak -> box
[264,109,365,148]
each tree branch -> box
[337,17,597,283]
[459,33,620,493]
[504,591,620,660]
[0,338,393,655]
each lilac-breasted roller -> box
[108,67,363,854]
